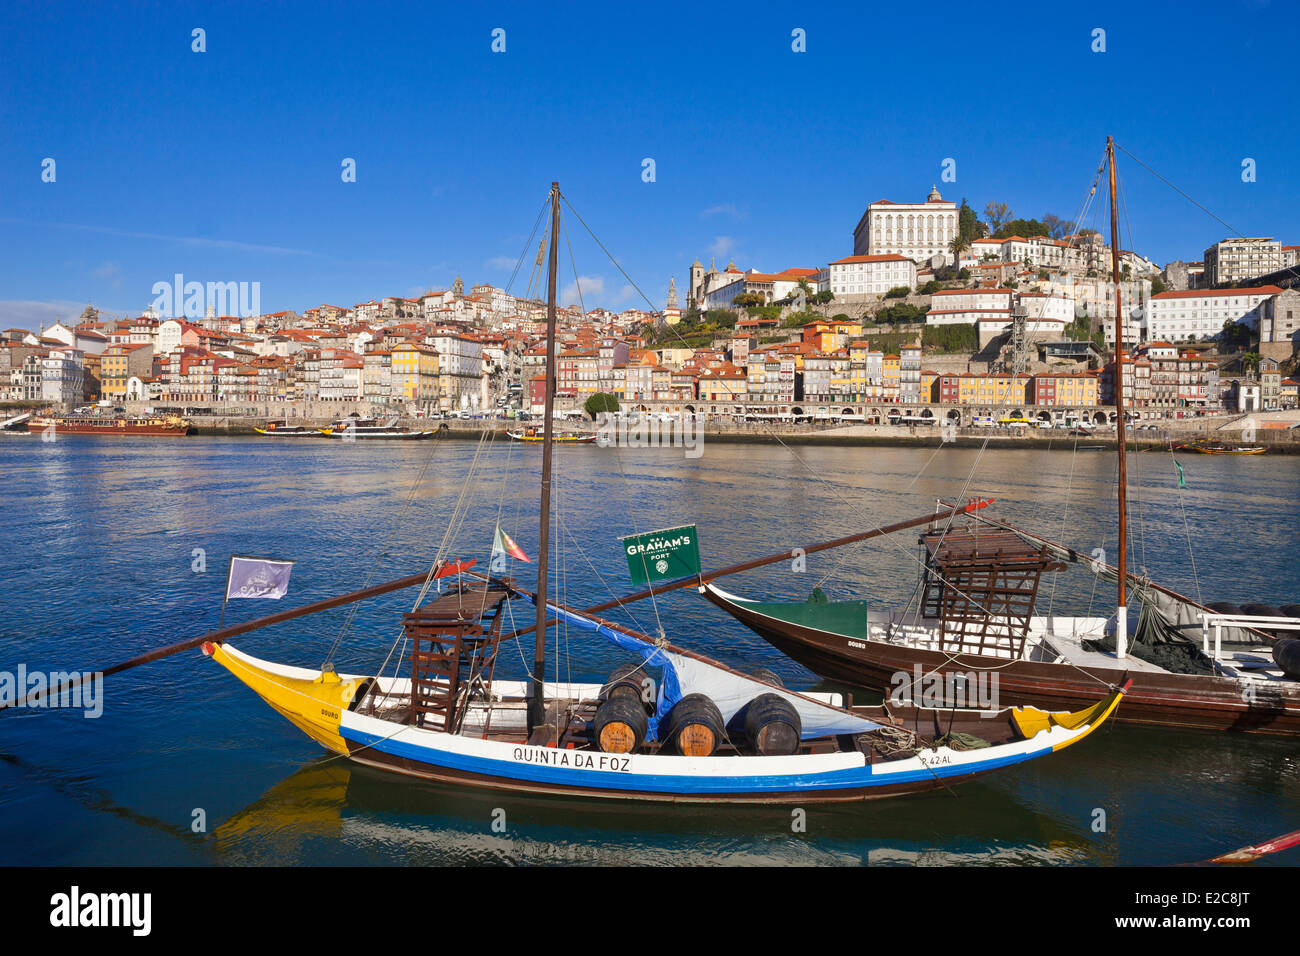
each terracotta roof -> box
[829,254,912,265]
[1151,285,1282,299]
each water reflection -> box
[211,758,1097,867]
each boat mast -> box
[530,182,561,730]
[1107,137,1130,659]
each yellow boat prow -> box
[1010,681,1129,751]
[206,642,361,755]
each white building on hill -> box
[853,186,958,265]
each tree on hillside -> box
[958,199,986,242]
[984,202,1013,234]
[994,218,1051,239]
[1219,319,1252,353]
[949,234,970,268]
[1041,213,1074,239]
[585,392,619,418]
[875,302,926,324]
[783,310,821,329]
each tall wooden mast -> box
[1106,137,1130,658]
[529,182,562,729]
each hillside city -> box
[5,188,1299,424]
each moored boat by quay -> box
[26,414,192,436]
[507,424,597,443]
[254,420,326,437]
[321,415,438,439]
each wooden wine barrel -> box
[592,695,647,754]
[600,662,648,708]
[1242,604,1282,618]
[749,668,785,687]
[1273,639,1300,681]
[664,694,725,757]
[742,693,802,756]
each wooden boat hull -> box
[254,427,325,437]
[339,740,991,803]
[207,642,1126,804]
[507,431,597,443]
[320,429,436,439]
[700,586,1300,736]
[1176,442,1267,455]
[27,417,192,436]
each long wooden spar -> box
[1,559,476,711]
[485,497,994,643]
[6,498,991,714]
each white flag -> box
[225,556,294,600]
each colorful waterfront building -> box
[390,342,439,403]
[1029,371,1099,406]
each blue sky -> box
[1,0,1295,331]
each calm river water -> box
[0,432,1296,865]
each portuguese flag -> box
[492,526,530,563]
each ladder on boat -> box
[920,526,1066,659]
[405,583,510,733]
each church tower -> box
[688,258,704,310]
[666,277,678,311]
[453,275,464,298]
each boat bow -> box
[204,642,363,755]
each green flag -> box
[1174,459,1186,488]
[620,524,700,585]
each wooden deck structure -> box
[920,527,1067,659]
[405,582,511,734]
